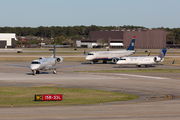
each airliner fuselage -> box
[85,50,135,61]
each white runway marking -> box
[116,73,169,79]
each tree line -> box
[0,25,180,45]
[0,25,146,38]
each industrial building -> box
[76,30,166,49]
[0,33,17,48]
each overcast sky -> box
[0,0,179,28]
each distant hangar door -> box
[11,38,16,48]
[0,41,6,48]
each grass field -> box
[0,87,138,107]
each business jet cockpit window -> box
[88,53,94,55]
[31,62,41,64]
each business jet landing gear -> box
[53,69,57,74]
[32,70,36,76]
[36,70,40,74]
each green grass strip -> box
[0,87,138,107]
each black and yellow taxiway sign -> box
[35,95,42,101]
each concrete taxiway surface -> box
[0,62,180,120]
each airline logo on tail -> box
[126,36,136,50]
[131,43,134,46]
[158,49,167,59]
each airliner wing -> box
[50,65,88,69]
[6,64,30,68]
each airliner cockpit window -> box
[88,53,94,55]
[31,62,41,64]
[120,59,126,60]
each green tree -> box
[54,36,66,45]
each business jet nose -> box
[30,64,40,70]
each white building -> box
[76,40,99,48]
[0,33,17,48]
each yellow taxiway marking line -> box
[1,112,180,117]
[33,84,57,87]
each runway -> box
[0,62,180,119]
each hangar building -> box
[0,33,17,48]
[76,30,166,49]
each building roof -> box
[0,33,17,40]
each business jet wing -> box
[6,64,87,69]
[6,64,30,68]
[50,65,88,69]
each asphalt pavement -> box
[0,62,180,120]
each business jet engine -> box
[56,57,63,63]
[154,57,161,62]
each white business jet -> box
[6,45,85,75]
[84,36,136,64]
[116,49,167,68]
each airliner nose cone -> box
[85,56,92,60]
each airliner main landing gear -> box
[103,60,107,64]
[145,65,149,68]
[90,60,98,64]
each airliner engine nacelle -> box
[56,57,63,63]
[154,57,161,62]
[112,58,119,63]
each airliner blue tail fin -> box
[158,49,167,59]
[126,36,136,50]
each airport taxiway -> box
[0,62,180,120]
